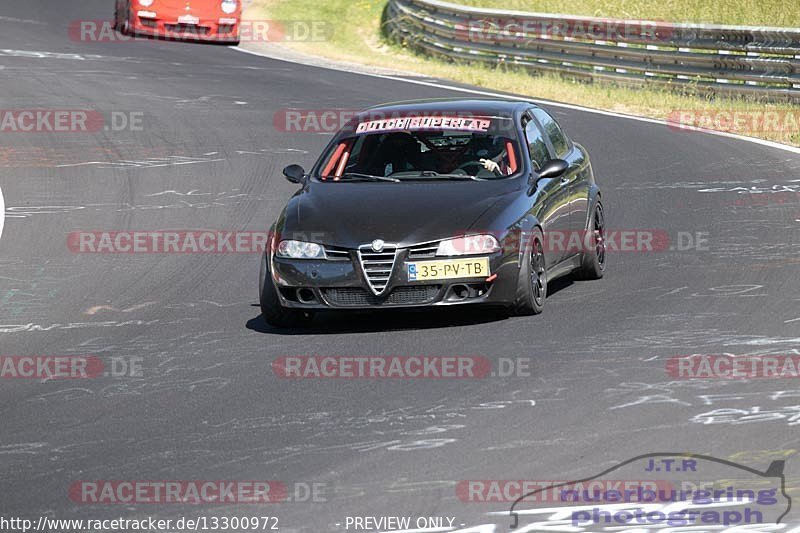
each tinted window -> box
[524,119,549,171]
[532,108,570,158]
[318,116,522,180]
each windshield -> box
[316,115,521,181]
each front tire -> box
[116,1,131,34]
[576,201,606,280]
[259,255,313,328]
[512,229,546,315]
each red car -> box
[115,0,242,44]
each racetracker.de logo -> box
[0,110,142,133]
[666,110,800,135]
[457,480,674,503]
[512,229,674,254]
[731,191,800,207]
[455,17,675,43]
[667,354,800,379]
[67,230,271,254]
[0,356,104,379]
[273,109,487,134]
[69,20,332,42]
[494,229,705,254]
[69,481,288,504]
[272,356,493,379]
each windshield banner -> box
[355,116,492,134]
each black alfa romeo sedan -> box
[260,99,605,327]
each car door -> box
[523,113,571,266]
[530,108,587,258]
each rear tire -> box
[512,229,546,316]
[259,255,313,328]
[576,201,606,280]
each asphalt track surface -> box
[1,1,800,531]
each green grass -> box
[247,0,800,146]
[455,0,800,27]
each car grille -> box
[164,24,211,34]
[407,241,439,259]
[323,246,351,261]
[358,244,397,294]
[322,285,441,307]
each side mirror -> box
[528,159,569,194]
[536,159,569,181]
[283,164,306,184]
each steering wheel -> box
[455,160,485,175]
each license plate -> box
[407,258,490,281]
[178,15,200,24]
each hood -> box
[156,0,192,9]
[154,0,224,12]
[156,0,196,7]
[278,179,522,248]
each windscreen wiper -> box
[411,171,486,181]
[338,172,400,182]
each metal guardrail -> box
[384,0,800,102]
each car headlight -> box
[276,240,326,259]
[436,235,500,256]
[221,0,238,14]
[138,0,154,6]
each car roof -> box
[360,98,534,119]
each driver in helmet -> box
[473,135,508,175]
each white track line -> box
[232,46,800,156]
[0,185,5,242]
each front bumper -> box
[129,10,241,43]
[266,246,521,310]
